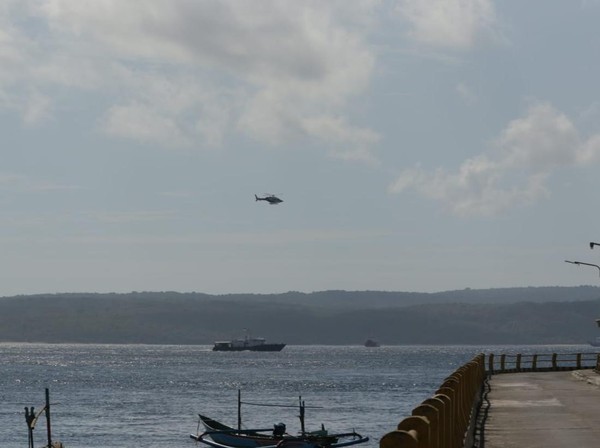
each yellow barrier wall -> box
[382,352,598,448]
[380,354,485,448]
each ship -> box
[364,338,380,348]
[213,331,286,352]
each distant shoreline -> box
[1,288,599,345]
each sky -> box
[2,0,600,296]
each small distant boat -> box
[190,391,368,448]
[213,331,285,352]
[363,339,380,348]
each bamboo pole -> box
[45,388,52,448]
[238,389,242,431]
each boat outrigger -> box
[190,391,368,448]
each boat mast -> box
[45,388,52,448]
[299,396,305,435]
[238,389,242,431]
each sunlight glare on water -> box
[0,344,593,448]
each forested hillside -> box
[1,288,599,344]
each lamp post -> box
[564,260,600,277]
[565,247,600,349]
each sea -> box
[1,343,597,448]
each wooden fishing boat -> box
[191,414,351,448]
[190,392,368,448]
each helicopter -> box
[255,194,283,205]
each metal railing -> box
[487,352,599,374]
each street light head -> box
[565,260,600,277]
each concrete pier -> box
[483,370,600,448]
[381,352,599,448]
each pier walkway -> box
[381,352,599,448]
[482,370,600,448]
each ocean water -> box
[0,343,595,448]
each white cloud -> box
[0,0,380,161]
[103,103,191,148]
[301,115,381,164]
[389,102,600,217]
[578,134,600,164]
[495,102,580,170]
[397,0,499,49]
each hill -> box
[0,287,599,344]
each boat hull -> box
[212,343,286,352]
[198,414,285,447]
[205,432,276,447]
[191,435,369,448]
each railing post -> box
[436,387,459,448]
[380,430,419,448]
[423,397,448,448]
[500,354,506,372]
[413,404,440,448]
[441,376,465,434]
[516,353,522,371]
[532,354,538,371]
[552,353,558,370]
[434,394,452,448]
[576,353,582,370]
[398,416,430,448]
[488,353,494,374]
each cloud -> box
[1,0,380,161]
[300,115,381,164]
[578,134,600,164]
[103,102,193,148]
[397,0,499,49]
[389,102,600,217]
[495,103,581,170]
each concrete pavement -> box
[482,370,600,448]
